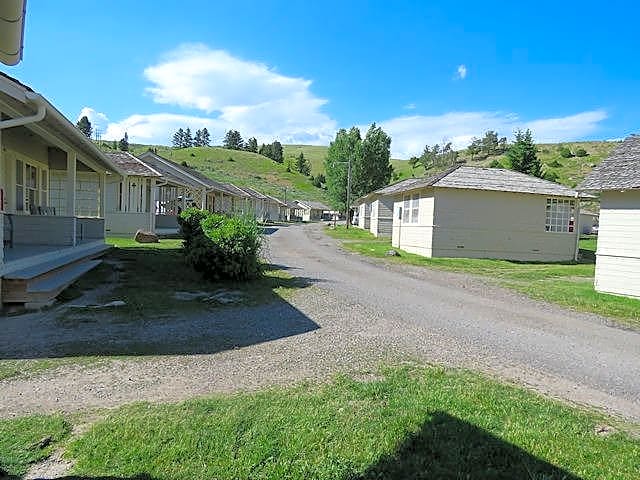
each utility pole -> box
[345,155,352,229]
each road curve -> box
[267,223,640,420]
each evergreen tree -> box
[295,152,311,175]
[271,141,283,163]
[245,137,258,153]
[259,143,272,158]
[184,127,193,148]
[118,132,129,151]
[201,127,211,147]
[172,128,185,148]
[223,130,243,150]
[112,140,117,150]
[506,129,541,177]
[193,129,203,147]
[76,116,92,138]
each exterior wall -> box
[156,214,179,229]
[10,215,75,245]
[431,188,577,261]
[77,217,105,240]
[370,196,394,238]
[391,189,435,256]
[357,202,370,229]
[594,190,640,298]
[105,212,152,235]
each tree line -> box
[172,127,211,148]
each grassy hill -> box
[125,144,329,203]
[283,141,619,189]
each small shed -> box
[579,135,640,298]
[391,166,581,262]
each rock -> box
[174,291,210,301]
[134,229,159,243]
[385,249,400,257]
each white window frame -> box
[402,193,419,224]
[545,197,575,233]
[15,155,49,214]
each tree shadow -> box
[356,411,582,480]
[0,249,322,360]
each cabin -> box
[579,135,640,298]
[294,200,329,222]
[390,166,581,262]
[0,73,123,306]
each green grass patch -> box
[0,414,71,476]
[327,227,640,328]
[0,357,104,382]
[66,365,639,479]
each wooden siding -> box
[432,188,577,261]
[370,196,394,238]
[105,212,152,235]
[10,215,75,245]
[594,190,640,297]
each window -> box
[15,158,48,213]
[545,198,575,233]
[402,194,419,224]
[15,159,23,211]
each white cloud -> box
[77,107,109,135]
[456,64,467,80]
[378,109,607,158]
[403,103,416,110]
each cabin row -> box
[0,72,327,307]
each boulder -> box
[385,249,400,257]
[134,229,159,243]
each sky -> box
[5,0,640,158]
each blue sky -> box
[5,0,639,157]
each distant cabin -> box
[387,166,581,262]
[579,135,640,298]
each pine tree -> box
[172,128,185,148]
[258,143,272,158]
[193,129,203,147]
[184,128,193,148]
[245,137,258,153]
[271,141,283,163]
[506,129,541,177]
[295,152,311,176]
[223,130,243,150]
[201,128,211,147]
[76,116,92,138]
[118,132,129,151]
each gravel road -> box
[1,223,639,421]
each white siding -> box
[357,202,370,229]
[431,188,577,261]
[594,190,640,298]
[392,189,435,257]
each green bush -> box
[558,145,574,158]
[179,209,263,281]
[178,208,210,249]
[543,170,559,182]
[547,159,563,168]
[575,147,588,157]
[488,159,504,168]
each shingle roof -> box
[297,200,330,210]
[105,152,161,177]
[578,135,640,191]
[238,186,267,200]
[221,183,251,198]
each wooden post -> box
[66,151,77,245]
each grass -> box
[0,357,104,382]
[128,144,329,204]
[61,365,639,479]
[0,414,71,476]
[326,227,640,328]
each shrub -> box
[547,159,563,168]
[558,145,574,158]
[543,170,559,182]
[575,148,588,157]
[488,159,504,168]
[179,209,263,281]
[178,208,210,249]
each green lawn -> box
[0,415,70,476]
[326,227,640,328]
[40,365,636,479]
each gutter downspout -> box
[0,92,46,130]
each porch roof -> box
[105,152,162,177]
[0,72,126,176]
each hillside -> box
[283,141,619,189]
[124,145,329,203]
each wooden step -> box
[2,260,102,305]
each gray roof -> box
[360,165,578,199]
[106,152,161,177]
[238,186,267,200]
[579,135,640,191]
[222,183,251,198]
[297,200,330,210]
